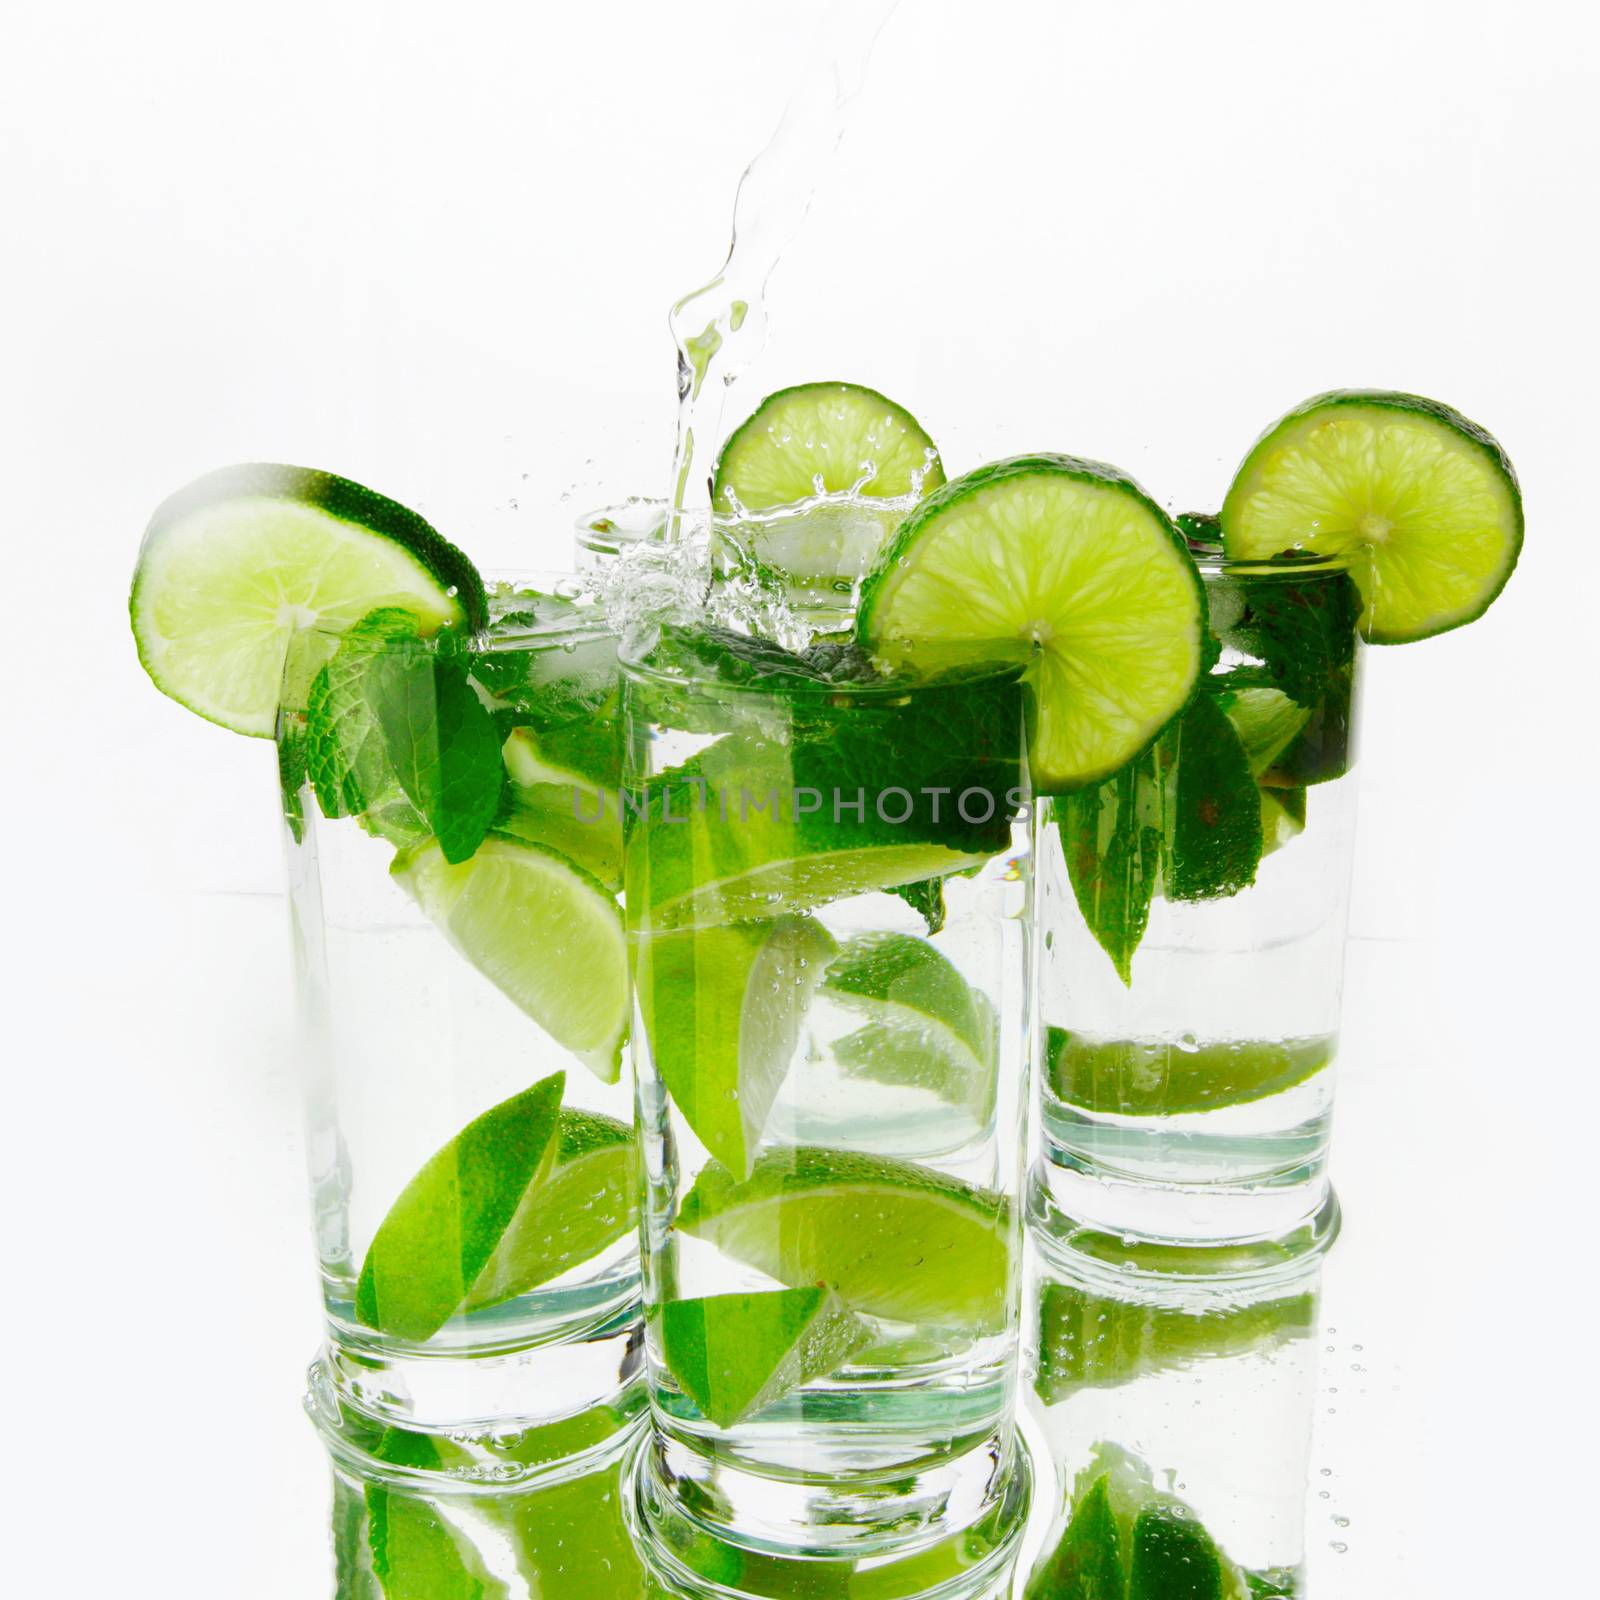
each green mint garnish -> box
[1057,755,1166,986]
[369,650,504,865]
[1162,692,1263,903]
[889,875,948,935]
[1059,690,1265,980]
[305,607,424,821]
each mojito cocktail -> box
[623,615,1034,1581]
[130,467,643,1453]
[1026,390,1524,1249]
[282,581,642,1436]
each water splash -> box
[664,0,902,540]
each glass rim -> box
[292,569,610,650]
[618,624,1033,701]
[1186,542,1354,580]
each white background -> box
[3,1,1597,1593]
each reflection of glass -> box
[279,581,641,1437]
[621,620,1034,1586]
[320,1394,649,1598]
[1032,552,1364,1247]
[1020,1222,1331,1598]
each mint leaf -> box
[370,651,504,865]
[889,875,948,934]
[305,608,426,821]
[1057,755,1166,985]
[1161,692,1263,903]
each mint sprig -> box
[368,651,504,866]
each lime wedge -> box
[659,1286,872,1427]
[1034,1277,1316,1405]
[1221,389,1522,643]
[393,835,627,1082]
[636,916,837,1177]
[356,1077,635,1340]
[496,781,621,892]
[502,722,620,793]
[461,1108,637,1314]
[712,382,944,513]
[1258,786,1306,855]
[823,933,998,1118]
[355,1074,563,1341]
[678,1147,1012,1333]
[130,463,487,737]
[858,455,1207,792]
[1046,1028,1335,1117]
[1217,688,1310,779]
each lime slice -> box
[1046,1028,1335,1117]
[712,382,944,513]
[823,933,998,1118]
[858,455,1207,792]
[130,463,487,737]
[1221,389,1522,643]
[1034,1277,1316,1405]
[678,1147,1012,1332]
[394,835,627,1082]
[636,916,837,1177]
[658,1285,872,1427]
[355,1073,563,1341]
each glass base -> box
[306,1298,645,1483]
[625,1422,1031,1598]
[1028,1160,1342,1270]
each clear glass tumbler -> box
[280,578,642,1457]
[620,616,1035,1592]
[1031,550,1363,1248]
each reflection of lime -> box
[858,455,1206,792]
[1034,1277,1316,1404]
[678,1147,1012,1333]
[1046,1028,1334,1116]
[1024,1442,1252,1600]
[394,835,627,1082]
[659,1286,871,1427]
[355,1074,635,1341]
[637,916,836,1177]
[130,463,485,737]
[823,933,998,1119]
[1221,389,1521,643]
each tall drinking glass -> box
[279,579,642,1463]
[1031,549,1362,1248]
[620,617,1035,1594]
